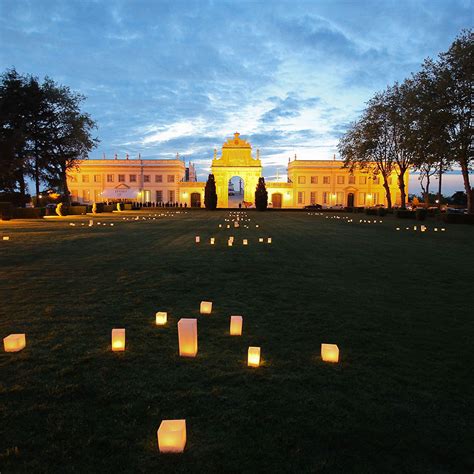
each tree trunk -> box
[61,164,71,205]
[437,162,443,209]
[460,161,473,214]
[34,155,40,201]
[398,171,407,209]
[17,168,26,207]
[382,176,392,209]
[424,174,430,207]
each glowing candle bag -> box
[230,316,243,336]
[248,346,261,367]
[112,329,126,351]
[157,419,186,453]
[3,334,26,352]
[200,301,212,314]
[155,312,167,325]
[321,343,339,363]
[178,318,198,357]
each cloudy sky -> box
[0,0,471,193]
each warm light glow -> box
[182,192,188,198]
[248,346,261,367]
[3,236,10,241]
[228,240,233,246]
[112,329,126,351]
[243,239,248,245]
[3,334,26,352]
[155,312,167,325]
[200,301,212,314]
[210,237,215,245]
[195,236,200,243]
[157,419,186,453]
[178,318,198,357]
[259,238,263,242]
[230,316,243,336]
[321,343,339,363]
[267,238,272,244]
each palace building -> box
[67,132,408,208]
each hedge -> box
[13,208,43,219]
[441,214,474,225]
[396,210,416,219]
[0,202,13,220]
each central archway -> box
[211,133,262,208]
[228,176,244,208]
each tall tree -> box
[40,78,98,204]
[255,177,268,211]
[435,30,473,213]
[204,174,218,209]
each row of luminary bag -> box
[2,301,340,453]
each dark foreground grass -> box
[0,210,473,473]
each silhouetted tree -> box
[204,174,218,210]
[255,177,268,211]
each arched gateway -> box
[211,133,262,208]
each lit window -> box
[323,176,330,184]
[156,190,163,202]
[323,192,329,204]
[107,174,114,182]
[118,174,125,182]
[155,175,163,183]
[82,175,89,183]
[168,190,175,202]
[167,175,175,183]
[94,174,101,183]
[297,191,304,204]
[298,176,306,184]
[129,174,137,182]
[348,176,355,184]
[359,176,367,185]
[359,192,366,205]
[144,175,150,182]
[311,176,318,184]
[310,192,317,204]
[337,176,344,184]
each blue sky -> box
[0,0,472,194]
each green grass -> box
[0,210,472,473]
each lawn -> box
[0,210,472,473]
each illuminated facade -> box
[67,133,408,208]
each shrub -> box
[56,202,65,216]
[204,174,218,210]
[377,207,387,217]
[396,210,416,219]
[365,207,378,215]
[124,203,132,210]
[416,208,428,221]
[68,206,87,215]
[0,202,13,220]
[13,208,43,219]
[103,205,114,212]
[255,177,268,211]
[442,214,474,225]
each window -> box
[297,191,304,204]
[107,174,114,183]
[359,192,366,205]
[118,174,125,182]
[373,177,380,184]
[82,189,90,202]
[82,174,89,183]
[359,176,367,185]
[129,174,137,182]
[94,190,101,201]
[348,175,355,184]
[323,192,329,204]
[94,174,101,183]
[168,190,175,202]
[311,176,318,184]
[167,175,175,183]
[337,192,344,204]
[298,176,306,184]
[156,190,163,202]
[337,176,344,184]
[144,175,150,183]
[155,175,163,183]
[323,176,330,184]
[310,192,317,204]
[372,192,380,205]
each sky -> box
[0,0,472,195]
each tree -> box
[255,177,268,211]
[40,78,98,204]
[435,30,473,213]
[204,174,217,209]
